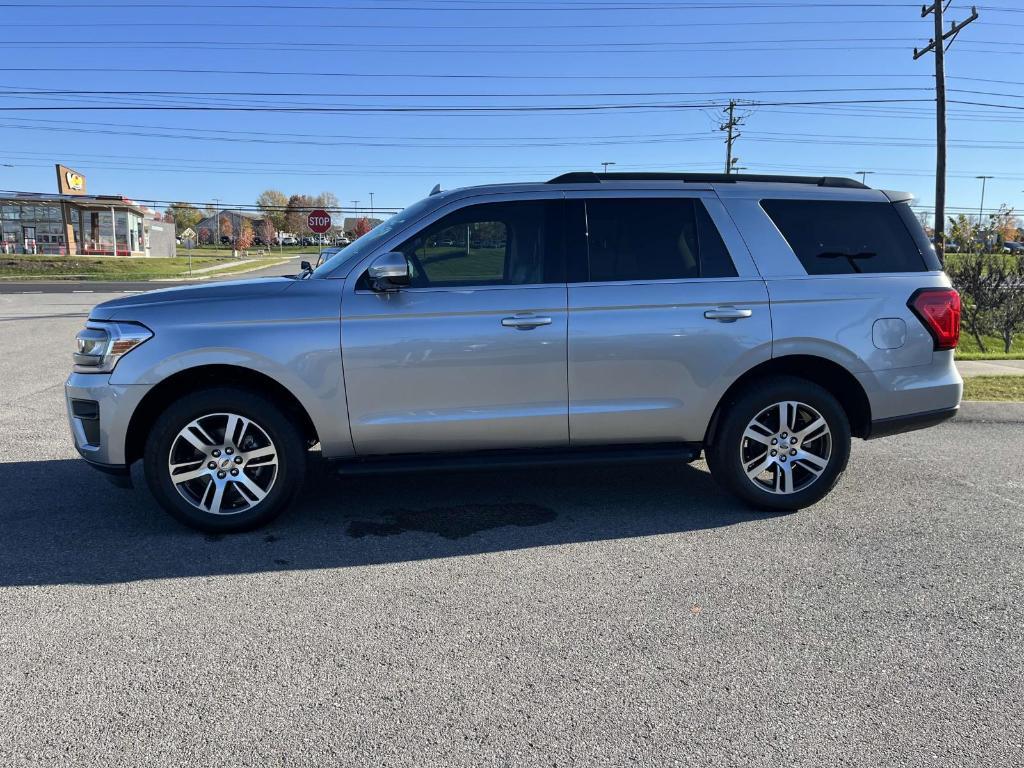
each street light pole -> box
[369,192,374,221]
[601,162,616,174]
[856,170,874,185]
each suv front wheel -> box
[143,387,307,532]
[707,376,851,511]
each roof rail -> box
[547,171,868,189]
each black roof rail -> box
[546,171,868,189]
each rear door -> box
[564,191,772,445]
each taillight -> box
[908,288,961,351]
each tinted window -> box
[582,198,737,282]
[761,199,928,275]
[396,201,562,287]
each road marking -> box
[72,290,93,293]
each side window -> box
[397,201,563,287]
[761,199,928,275]
[582,198,737,282]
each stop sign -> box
[307,209,332,234]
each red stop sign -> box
[307,209,332,233]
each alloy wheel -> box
[739,400,832,495]
[167,412,278,516]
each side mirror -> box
[368,251,411,291]
[300,260,312,272]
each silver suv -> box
[66,173,963,532]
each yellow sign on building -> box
[55,164,87,195]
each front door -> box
[564,193,773,445]
[341,198,569,456]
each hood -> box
[90,277,297,319]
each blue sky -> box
[0,0,1021,223]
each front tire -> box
[706,376,851,511]
[143,387,307,533]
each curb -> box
[955,400,1024,423]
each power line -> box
[0,97,947,114]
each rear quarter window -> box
[761,199,930,275]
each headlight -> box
[73,321,152,373]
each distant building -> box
[0,164,166,257]
[342,217,383,237]
[195,209,271,244]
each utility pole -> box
[976,175,992,226]
[369,191,374,221]
[914,2,979,263]
[856,170,874,186]
[720,100,743,175]
[601,161,616,173]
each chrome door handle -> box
[704,307,752,322]
[501,315,552,330]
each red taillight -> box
[908,288,961,351]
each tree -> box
[314,191,340,211]
[352,217,373,239]
[198,227,212,245]
[259,219,276,249]
[991,257,1024,354]
[256,189,288,232]
[237,218,254,250]
[946,253,1006,353]
[989,204,1019,246]
[165,202,202,234]
[285,194,315,235]
[948,214,977,253]
[219,215,234,245]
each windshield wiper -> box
[816,251,876,274]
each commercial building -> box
[195,209,271,244]
[0,164,173,257]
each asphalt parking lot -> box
[1,290,1022,767]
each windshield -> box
[311,196,438,277]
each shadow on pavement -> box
[0,456,777,587]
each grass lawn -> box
[184,245,314,257]
[0,254,287,281]
[961,376,1024,402]
[956,332,1024,360]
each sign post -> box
[180,227,197,276]
[307,209,332,267]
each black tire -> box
[143,386,307,533]
[706,376,851,511]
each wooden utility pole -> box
[720,100,743,174]
[914,2,979,264]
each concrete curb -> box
[956,400,1024,423]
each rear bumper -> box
[865,405,958,440]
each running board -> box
[333,442,703,477]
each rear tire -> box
[706,376,851,511]
[143,387,306,533]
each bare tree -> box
[991,258,1024,353]
[946,253,1006,353]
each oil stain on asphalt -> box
[346,503,556,540]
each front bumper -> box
[65,372,150,473]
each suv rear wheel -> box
[707,376,851,511]
[143,387,306,532]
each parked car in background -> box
[279,235,298,246]
[1002,241,1023,255]
[66,172,962,532]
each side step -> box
[333,442,703,477]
